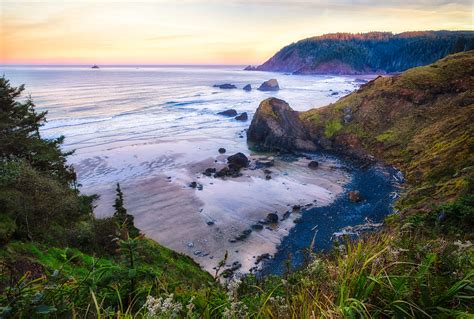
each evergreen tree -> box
[113,183,140,238]
[0,77,76,184]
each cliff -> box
[248,51,474,211]
[253,31,474,74]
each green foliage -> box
[263,31,474,73]
[376,130,394,142]
[324,119,342,138]
[0,160,93,243]
[113,183,140,238]
[0,77,76,184]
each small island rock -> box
[235,112,248,121]
[258,79,280,91]
[217,109,238,117]
[213,83,237,89]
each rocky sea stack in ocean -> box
[247,98,316,151]
[258,79,280,91]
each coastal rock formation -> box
[247,98,317,152]
[213,84,237,89]
[308,161,319,169]
[227,152,249,169]
[235,112,248,121]
[243,84,252,91]
[253,31,474,74]
[248,51,474,213]
[258,79,280,91]
[217,109,238,117]
[348,191,362,202]
[218,148,226,154]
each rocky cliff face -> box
[248,51,474,211]
[253,31,474,75]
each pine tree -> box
[113,183,140,238]
[0,77,76,184]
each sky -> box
[0,0,472,65]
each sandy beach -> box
[85,138,349,274]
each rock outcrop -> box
[227,152,249,169]
[235,112,248,121]
[217,109,238,117]
[213,84,237,89]
[248,51,474,214]
[243,84,252,91]
[247,98,317,152]
[258,79,280,91]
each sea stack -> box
[258,79,280,91]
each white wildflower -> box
[145,294,183,318]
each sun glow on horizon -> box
[1,0,473,65]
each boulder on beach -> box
[258,79,280,91]
[213,83,237,89]
[227,152,249,169]
[266,213,279,223]
[218,147,226,154]
[217,109,238,117]
[243,84,252,91]
[308,161,319,169]
[203,167,216,176]
[256,159,274,168]
[235,112,248,121]
[348,191,362,202]
[247,98,317,152]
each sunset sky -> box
[1,0,472,65]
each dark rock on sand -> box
[266,213,279,223]
[265,175,272,180]
[203,168,217,176]
[218,148,226,154]
[227,152,249,169]
[189,181,198,188]
[247,98,317,152]
[256,159,274,168]
[218,109,238,117]
[258,79,280,91]
[216,167,230,177]
[308,161,319,169]
[251,224,264,230]
[235,112,248,121]
[207,221,215,226]
[348,191,362,202]
[243,84,252,91]
[256,253,271,264]
[213,83,237,89]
